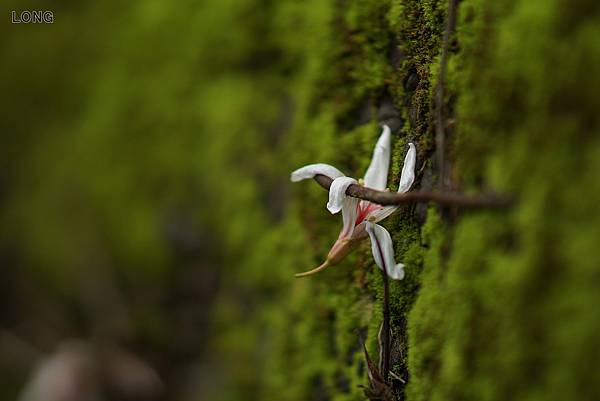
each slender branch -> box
[435,0,458,189]
[313,174,511,209]
[380,262,391,381]
[370,233,392,382]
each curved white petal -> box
[290,163,345,182]
[327,176,358,214]
[398,143,416,193]
[365,222,405,280]
[339,196,359,238]
[327,177,359,239]
[363,125,392,191]
[366,205,398,223]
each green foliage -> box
[1,0,599,400]
[406,1,600,401]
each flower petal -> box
[398,143,416,193]
[327,176,358,214]
[290,163,345,182]
[339,197,359,238]
[365,222,405,280]
[363,125,392,191]
[365,205,397,223]
[327,177,359,238]
[363,143,416,223]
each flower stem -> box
[381,267,391,381]
[372,232,391,382]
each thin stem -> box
[381,265,391,381]
[435,0,458,189]
[313,174,511,209]
[371,233,391,381]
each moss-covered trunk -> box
[213,0,600,400]
[2,0,599,400]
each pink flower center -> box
[356,201,381,225]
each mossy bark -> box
[216,0,600,400]
[1,0,599,400]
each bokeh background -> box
[1,0,600,400]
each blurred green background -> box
[1,0,600,400]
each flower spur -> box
[290,125,416,279]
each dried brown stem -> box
[313,174,511,209]
[381,266,391,381]
[435,0,458,189]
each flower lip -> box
[356,201,381,225]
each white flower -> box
[290,125,416,279]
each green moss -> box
[405,0,600,401]
[255,0,600,400]
[221,0,448,399]
[4,0,597,400]
[389,0,445,142]
[405,209,446,401]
